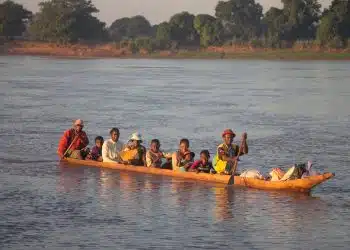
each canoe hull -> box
[62,158,231,184]
[61,158,334,193]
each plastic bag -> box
[240,169,265,180]
[269,168,285,181]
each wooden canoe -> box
[61,158,334,193]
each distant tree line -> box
[1,0,350,49]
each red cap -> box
[222,129,236,137]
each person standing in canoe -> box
[102,127,124,163]
[213,129,248,175]
[57,119,89,159]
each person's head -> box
[150,139,160,152]
[222,129,235,145]
[73,119,84,132]
[110,128,120,142]
[179,138,190,153]
[129,132,143,148]
[190,152,195,161]
[200,150,210,164]
[95,136,104,148]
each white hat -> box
[129,132,143,142]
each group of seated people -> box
[57,119,249,175]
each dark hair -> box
[179,138,189,147]
[200,150,210,159]
[151,139,160,145]
[190,152,195,159]
[110,127,120,135]
[95,136,104,143]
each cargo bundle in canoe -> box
[61,158,334,193]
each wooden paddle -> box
[232,135,246,175]
[61,135,79,159]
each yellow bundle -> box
[119,148,138,161]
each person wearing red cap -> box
[213,129,248,175]
[57,119,89,159]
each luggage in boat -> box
[269,168,286,181]
[302,161,317,178]
[119,148,138,161]
[240,169,265,180]
[280,163,307,181]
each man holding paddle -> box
[213,129,248,175]
[57,119,89,159]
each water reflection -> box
[2,56,350,249]
[211,186,234,222]
[57,163,84,193]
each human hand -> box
[241,132,247,141]
[184,163,191,169]
[230,156,238,162]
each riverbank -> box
[2,41,350,60]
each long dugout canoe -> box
[61,158,334,193]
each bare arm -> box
[172,152,180,170]
[146,151,153,167]
[239,133,248,156]
[240,139,248,155]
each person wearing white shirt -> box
[102,127,124,163]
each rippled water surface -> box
[1,56,350,249]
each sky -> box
[15,0,332,25]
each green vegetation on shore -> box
[163,50,350,60]
[1,0,350,58]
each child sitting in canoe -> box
[146,139,172,168]
[179,151,195,172]
[172,138,192,171]
[86,136,104,162]
[188,150,216,174]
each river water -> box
[0,56,349,249]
